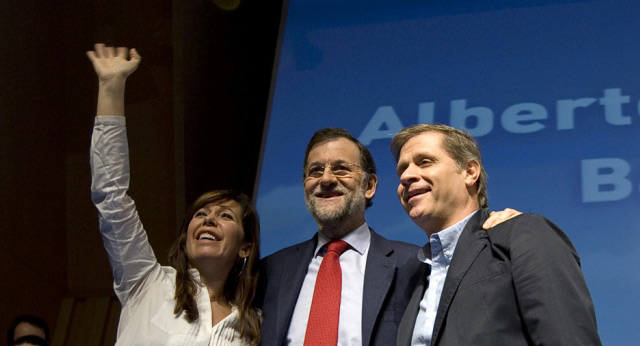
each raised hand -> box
[86,43,141,82]
[87,43,142,117]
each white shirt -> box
[411,211,477,346]
[91,116,249,346]
[286,223,371,346]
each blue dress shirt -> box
[411,211,478,346]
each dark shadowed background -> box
[0,0,281,344]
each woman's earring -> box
[237,257,247,275]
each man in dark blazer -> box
[257,128,423,346]
[391,124,601,346]
[259,227,423,345]
[256,128,516,345]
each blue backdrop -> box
[256,1,640,344]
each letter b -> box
[581,158,632,202]
[450,99,493,136]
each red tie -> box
[304,240,350,346]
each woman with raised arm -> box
[88,43,261,346]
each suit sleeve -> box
[498,214,601,345]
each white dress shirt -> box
[91,116,249,346]
[286,223,371,346]
[411,211,477,346]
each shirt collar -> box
[417,210,479,264]
[315,222,370,257]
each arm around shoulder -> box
[492,214,601,345]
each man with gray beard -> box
[256,128,516,346]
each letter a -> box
[358,106,404,145]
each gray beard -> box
[305,183,367,234]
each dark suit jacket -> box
[257,228,423,346]
[397,210,601,346]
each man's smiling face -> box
[396,131,477,234]
[303,138,372,234]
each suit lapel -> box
[430,209,489,345]
[276,237,317,344]
[397,263,430,346]
[361,230,397,346]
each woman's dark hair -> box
[167,190,261,345]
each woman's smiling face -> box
[185,200,249,268]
